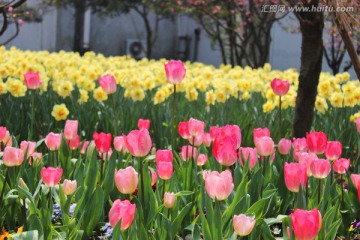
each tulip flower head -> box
[109,199,136,230]
[351,174,360,201]
[197,153,208,166]
[24,71,42,89]
[0,126,7,142]
[270,78,290,96]
[204,170,234,201]
[356,117,360,134]
[324,141,342,161]
[178,121,190,139]
[333,158,350,174]
[20,141,36,158]
[255,136,274,157]
[164,60,186,84]
[253,127,270,144]
[62,179,77,195]
[212,135,237,166]
[45,132,62,151]
[290,208,322,240]
[98,74,117,94]
[157,161,174,180]
[284,162,307,193]
[114,166,138,194]
[41,167,63,187]
[188,118,205,137]
[137,118,150,130]
[113,136,128,153]
[155,150,173,165]
[306,131,327,155]
[93,132,112,154]
[125,129,152,157]
[310,159,331,179]
[67,135,80,150]
[233,214,256,236]
[64,120,78,140]
[278,138,292,155]
[238,147,258,169]
[164,192,176,208]
[3,147,24,167]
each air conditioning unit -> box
[125,39,147,59]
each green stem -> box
[306,180,309,206]
[100,154,104,185]
[0,168,9,208]
[22,198,27,230]
[140,158,145,212]
[171,85,176,150]
[318,179,321,205]
[48,187,52,209]
[341,174,344,205]
[112,94,117,136]
[30,90,35,140]
[278,96,282,137]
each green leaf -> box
[170,202,193,239]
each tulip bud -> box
[278,138,291,155]
[18,178,29,199]
[164,192,176,208]
[114,166,138,194]
[233,214,256,236]
[62,179,77,195]
[109,199,136,230]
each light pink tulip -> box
[292,137,308,153]
[125,129,152,157]
[3,147,24,167]
[188,135,203,146]
[0,126,7,142]
[45,132,62,151]
[310,159,331,179]
[109,199,136,230]
[41,167,63,187]
[80,141,89,154]
[188,118,205,137]
[98,74,117,94]
[202,133,212,147]
[114,136,127,153]
[155,149,173,165]
[114,166,138,194]
[62,179,77,195]
[150,170,157,187]
[24,71,42,89]
[255,136,274,157]
[30,152,42,165]
[64,120,78,140]
[324,141,342,161]
[253,128,270,145]
[164,192,176,208]
[2,130,10,144]
[137,118,150,130]
[180,145,197,161]
[197,154,208,166]
[278,138,292,155]
[333,158,350,174]
[67,135,80,150]
[356,117,360,134]
[20,141,36,158]
[284,162,307,193]
[204,170,234,201]
[157,161,173,180]
[298,152,318,176]
[233,214,256,236]
[164,60,186,84]
[238,147,258,169]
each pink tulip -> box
[188,118,205,137]
[80,141,89,154]
[178,121,190,139]
[270,78,290,96]
[98,74,117,94]
[0,126,7,142]
[356,117,360,133]
[292,137,308,152]
[255,136,274,157]
[233,214,256,236]
[62,179,77,195]
[125,129,152,157]
[109,199,136,230]
[137,118,150,130]
[253,128,270,144]
[204,170,234,201]
[209,126,221,141]
[298,152,318,176]
[306,131,327,155]
[278,138,291,155]
[114,136,127,153]
[333,158,350,174]
[64,120,78,140]
[220,125,242,149]
[150,170,157,187]
[212,136,237,166]
[45,132,62,151]
[284,162,307,193]
[30,152,42,165]
[24,71,42,89]
[202,133,212,147]
[157,161,173,180]
[180,145,197,161]
[114,166,138,194]
[3,147,24,167]
[41,167,63,187]
[188,135,203,146]
[310,159,331,179]
[67,135,80,150]
[2,130,11,144]
[291,208,322,240]
[20,141,36,158]
[164,192,176,208]
[100,148,113,160]
[351,174,360,201]
[324,141,342,161]
[238,147,258,169]
[93,132,112,154]
[164,60,186,84]
[155,150,173,165]
[197,153,208,166]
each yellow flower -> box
[329,92,343,108]
[93,87,108,102]
[130,88,145,102]
[78,89,89,103]
[56,80,74,98]
[6,78,27,97]
[315,96,328,114]
[153,90,166,105]
[185,88,198,101]
[350,112,360,122]
[0,81,7,95]
[262,101,275,113]
[215,89,227,103]
[205,90,216,105]
[51,104,69,121]
[240,91,250,101]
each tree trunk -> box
[293,11,324,138]
[73,1,86,54]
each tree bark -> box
[73,1,86,54]
[292,10,324,138]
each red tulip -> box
[278,138,291,155]
[324,141,342,161]
[333,158,350,174]
[306,131,327,155]
[0,126,7,142]
[41,167,63,187]
[24,71,42,89]
[212,136,237,166]
[253,127,270,144]
[67,135,80,150]
[178,121,190,139]
[290,208,322,240]
[270,78,290,96]
[180,145,197,161]
[64,120,78,140]
[284,162,307,193]
[164,60,186,84]
[164,192,176,208]
[114,166,138,194]
[209,126,221,141]
[255,136,274,157]
[98,74,117,94]
[197,153,208,166]
[238,147,258,169]
[45,132,62,151]
[157,161,173,180]
[93,132,112,153]
[220,125,241,149]
[310,159,331,179]
[109,199,136,230]
[188,118,205,137]
[351,174,360,201]
[233,214,256,236]
[20,141,36,158]
[125,129,152,157]
[155,150,173,165]
[3,147,24,167]
[204,170,234,200]
[138,118,150,130]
